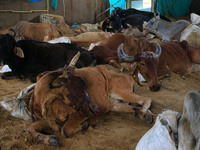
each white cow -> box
[143,16,190,41]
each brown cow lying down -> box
[14,21,62,41]
[119,38,200,77]
[69,31,112,47]
[90,33,162,91]
[28,53,152,146]
[178,91,200,150]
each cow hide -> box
[136,110,180,150]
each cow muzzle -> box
[149,84,161,92]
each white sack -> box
[191,13,200,25]
[0,83,36,121]
[136,110,180,150]
[180,24,200,48]
[0,65,12,73]
[47,36,71,44]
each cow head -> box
[102,15,123,32]
[118,42,161,92]
[143,15,160,32]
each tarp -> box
[109,0,126,14]
[51,0,58,10]
[157,0,192,17]
[29,0,42,2]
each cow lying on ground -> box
[118,37,200,79]
[90,33,161,91]
[178,91,200,150]
[102,7,170,32]
[0,30,96,82]
[112,7,170,21]
[28,52,153,146]
[143,16,190,41]
[69,31,111,47]
[121,14,151,37]
[14,21,62,41]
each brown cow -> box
[119,38,200,78]
[90,33,162,91]
[14,21,62,41]
[28,53,152,146]
[178,91,200,150]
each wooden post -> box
[153,0,158,13]
[126,0,131,9]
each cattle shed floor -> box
[0,64,200,150]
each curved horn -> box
[151,42,162,58]
[68,51,80,67]
[8,29,16,38]
[117,43,135,62]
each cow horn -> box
[68,51,80,67]
[151,42,162,58]
[8,29,16,38]
[117,43,135,62]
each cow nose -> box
[150,84,161,92]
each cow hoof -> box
[144,114,154,123]
[91,124,99,129]
[81,120,90,131]
[47,136,59,147]
[134,108,154,123]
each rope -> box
[19,102,28,131]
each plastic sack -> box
[136,110,180,150]
[180,24,200,48]
[0,83,36,121]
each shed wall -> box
[0,0,109,28]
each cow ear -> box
[14,47,25,58]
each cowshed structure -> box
[0,0,109,28]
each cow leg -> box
[1,72,18,80]
[110,88,152,121]
[108,59,121,68]
[111,101,135,113]
[28,120,59,146]
[61,112,88,138]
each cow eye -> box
[141,63,145,66]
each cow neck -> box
[137,38,156,53]
[64,71,101,118]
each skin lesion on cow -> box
[27,53,153,146]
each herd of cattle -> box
[0,7,200,149]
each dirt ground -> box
[0,64,199,150]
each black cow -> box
[0,31,96,82]
[113,7,171,21]
[102,7,170,32]
[102,15,122,32]
[122,14,151,32]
